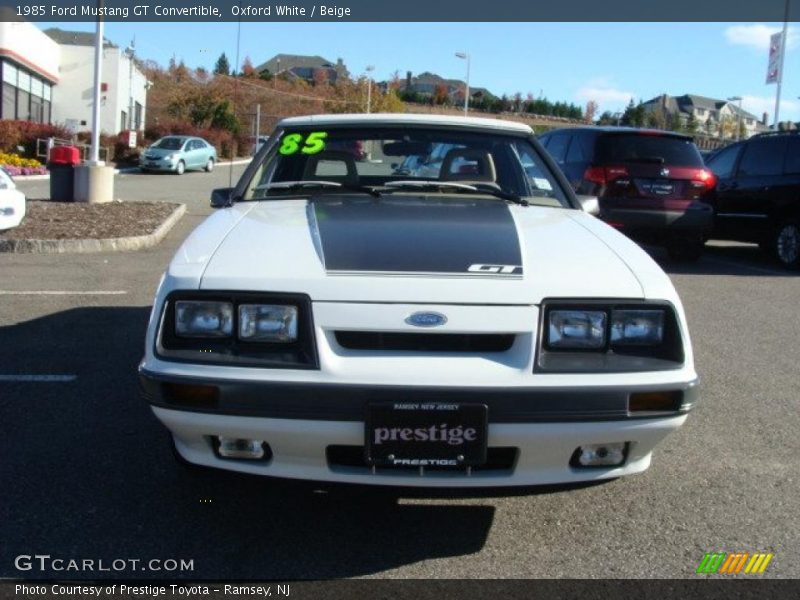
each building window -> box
[0,60,51,123]
[134,102,142,130]
[121,111,127,131]
[696,108,705,116]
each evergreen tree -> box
[213,53,231,76]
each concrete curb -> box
[14,159,252,182]
[0,203,186,254]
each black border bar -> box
[0,0,798,22]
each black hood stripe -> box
[312,198,522,277]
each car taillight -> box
[689,168,717,190]
[583,166,629,186]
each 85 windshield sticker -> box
[279,131,328,155]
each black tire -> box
[773,219,800,270]
[205,158,215,173]
[666,235,704,262]
[175,160,186,175]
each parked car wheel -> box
[773,219,800,270]
[205,158,215,173]
[666,235,704,262]
[175,160,186,175]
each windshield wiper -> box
[381,180,528,206]
[255,180,381,198]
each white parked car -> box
[140,114,698,488]
[0,168,26,230]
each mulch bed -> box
[0,200,181,240]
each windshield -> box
[243,127,570,207]
[153,137,185,150]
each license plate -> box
[365,402,488,467]
[639,180,674,196]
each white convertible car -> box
[140,114,698,487]
[0,168,25,230]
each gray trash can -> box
[48,146,81,202]
[49,164,75,201]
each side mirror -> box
[210,187,234,208]
[576,195,600,217]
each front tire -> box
[205,158,215,173]
[175,160,186,175]
[773,219,800,270]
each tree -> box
[213,53,231,76]
[686,112,699,134]
[312,68,330,87]
[210,100,240,133]
[241,56,256,78]
[584,100,598,124]
[433,83,449,106]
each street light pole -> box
[728,96,743,140]
[365,65,374,113]
[89,13,104,165]
[455,52,470,116]
[126,37,135,130]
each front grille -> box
[335,331,515,353]
[326,445,518,474]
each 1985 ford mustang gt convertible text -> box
[140,114,698,487]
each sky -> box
[38,21,800,123]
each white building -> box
[46,28,148,134]
[0,21,59,123]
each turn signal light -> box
[162,382,219,408]
[629,390,682,413]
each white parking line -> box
[0,291,127,295]
[0,374,77,382]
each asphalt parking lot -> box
[1,167,798,579]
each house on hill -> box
[255,54,349,84]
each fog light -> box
[572,442,628,467]
[216,437,267,460]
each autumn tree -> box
[241,56,256,78]
[584,100,598,123]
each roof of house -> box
[255,53,343,74]
[44,28,116,48]
[278,113,532,133]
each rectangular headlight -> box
[548,310,606,349]
[611,309,664,345]
[175,301,233,338]
[239,304,298,342]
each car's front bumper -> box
[154,405,686,487]
[142,369,697,487]
[140,157,178,171]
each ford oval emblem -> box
[405,312,448,328]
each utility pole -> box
[365,65,374,113]
[254,103,261,155]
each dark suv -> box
[705,130,800,269]
[539,127,715,261]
